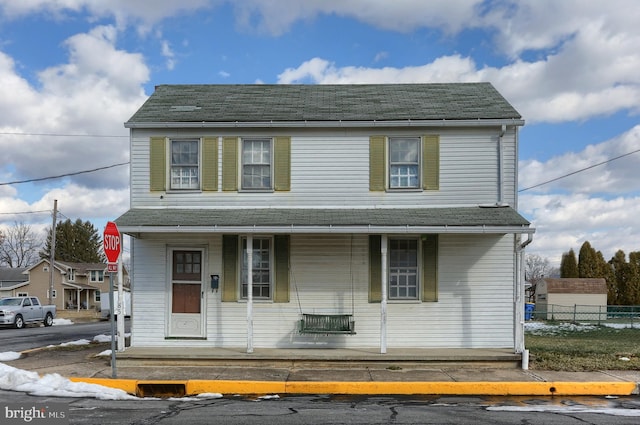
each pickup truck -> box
[0,296,56,329]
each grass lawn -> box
[525,322,640,371]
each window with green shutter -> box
[150,136,220,192]
[369,135,440,191]
[221,234,290,303]
[368,234,438,303]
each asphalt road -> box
[0,320,128,352]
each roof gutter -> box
[118,224,535,235]
[124,118,525,129]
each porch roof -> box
[115,206,533,235]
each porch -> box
[115,346,522,369]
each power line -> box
[0,131,127,138]
[0,210,51,215]
[0,162,129,186]
[518,148,640,192]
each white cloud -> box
[519,126,640,266]
[521,192,640,267]
[0,25,145,192]
[519,125,640,194]
[161,39,176,70]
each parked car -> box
[0,296,56,328]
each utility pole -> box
[48,199,57,305]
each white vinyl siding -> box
[129,233,515,349]
[130,128,516,209]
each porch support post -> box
[76,289,80,311]
[246,235,254,354]
[380,235,388,354]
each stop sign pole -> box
[103,221,121,378]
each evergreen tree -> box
[596,251,617,305]
[578,241,599,278]
[40,219,105,263]
[610,250,637,305]
[560,249,579,278]
[628,251,640,305]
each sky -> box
[0,0,639,268]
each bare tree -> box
[525,254,554,302]
[0,221,43,268]
[525,254,552,283]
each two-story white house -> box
[116,83,534,358]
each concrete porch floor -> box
[116,346,522,369]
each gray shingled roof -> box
[115,207,530,232]
[126,83,521,125]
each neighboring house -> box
[22,259,129,312]
[116,83,534,355]
[0,267,29,298]
[535,278,608,320]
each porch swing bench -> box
[299,313,356,335]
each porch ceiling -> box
[115,206,533,235]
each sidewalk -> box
[10,344,640,398]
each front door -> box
[169,249,204,337]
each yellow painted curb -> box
[68,378,638,397]
[284,381,638,396]
[187,380,287,396]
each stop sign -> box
[103,221,121,263]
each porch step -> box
[115,347,522,369]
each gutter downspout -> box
[498,125,506,205]
[515,233,533,369]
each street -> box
[0,320,127,352]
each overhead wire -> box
[518,148,640,192]
[0,162,129,186]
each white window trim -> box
[17,292,28,297]
[47,289,57,299]
[89,270,105,283]
[240,137,274,192]
[240,236,274,301]
[167,138,202,192]
[386,136,422,191]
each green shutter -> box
[422,234,438,302]
[274,136,291,191]
[222,137,238,191]
[369,136,386,191]
[422,135,440,190]
[222,235,238,302]
[202,137,218,191]
[369,235,382,302]
[149,137,166,191]
[273,235,290,303]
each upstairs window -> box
[170,140,200,190]
[90,270,104,283]
[241,138,272,190]
[389,137,420,189]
